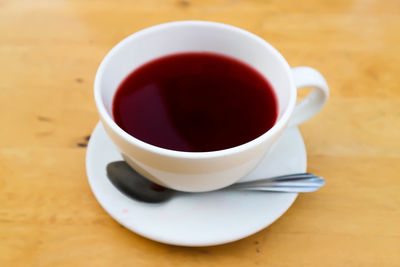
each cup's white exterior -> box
[94,21,328,192]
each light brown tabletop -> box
[1,0,399,266]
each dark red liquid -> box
[112,52,278,152]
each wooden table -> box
[1,0,399,266]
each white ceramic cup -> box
[94,21,329,192]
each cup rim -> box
[94,20,296,159]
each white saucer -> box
[86,123,306,246]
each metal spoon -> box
[106,161,325,203]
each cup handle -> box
[288,66,329,127]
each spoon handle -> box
[233,186,322,193]
[226,173,325,191]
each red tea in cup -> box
[112,52,278,152]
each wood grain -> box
[1,0,399,266]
